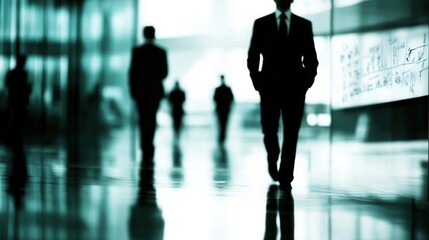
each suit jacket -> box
[247,13,318,92]
[168,88,186,115]
[129,43,168,101]
[214,85,234,113]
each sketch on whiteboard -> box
[332,25,428,109]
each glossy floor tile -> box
[0,122,428,240]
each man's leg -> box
[138,99,160,163]
[260,92,281,181]
[278,97,305,188]
[218,111,229,143]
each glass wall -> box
[330,0,429,201]
[0,0,137,161]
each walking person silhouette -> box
[129,26,168,163]
[6,55,32,144]
[247,0,318,190]
[5,55,32,202]
[168,81,186,140]
[213,75,234,144]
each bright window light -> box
[317,113,331,126]
[138,0,212,39]
[307,113,318,126]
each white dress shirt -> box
[275,9,292,35]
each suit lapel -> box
[289,14,297,39]
[268,13,278,35]
[267,13,281,46]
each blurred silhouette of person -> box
[213,145,230,189]
[170,143,184,187]
[247,0,318,190]
[6,55,31,146]
[129,26,168,163]
[129,162,165,240]
[264,184,295,240]
[168,81,186,140]
[213,75,234,144]
[5,55,31,208]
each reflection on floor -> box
[0,122,428,240]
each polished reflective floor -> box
[0,115,428,240]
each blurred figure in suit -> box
[168,81,186,140]
[247,0,318,190]
[213,75,234,144]
[5,55,31,208]
[6,55,31,145]
[129,26,168,162]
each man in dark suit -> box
[168,81,186,139]
[6,55,32,140]
[129,26,168,162]
[247,0,318,190]
[5,55,31,199]
[213,75,234,144]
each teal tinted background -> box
[0,0,428,200]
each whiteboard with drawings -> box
[332,24,428,109]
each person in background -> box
[5,54,32,203]
[6,55,32,141]
[168,80,186,140]
[213,75,234,144]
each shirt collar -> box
[275,9,292,21]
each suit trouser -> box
[172,110,184,135]
[216,109,231,143]
[8,106,29,190]
[136,98,161,161]
[259,90,305,184]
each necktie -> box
[279,13,288,39]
